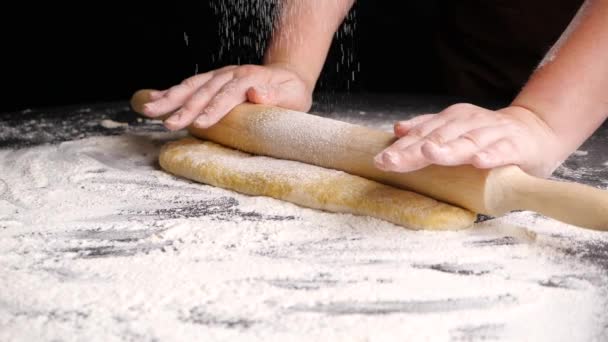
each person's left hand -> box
[373,103,563,178]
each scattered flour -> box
[100,119,129,129]
[0,132,607,341]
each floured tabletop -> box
[1,94,607,341]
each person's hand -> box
[140,63,313,130]
[373,104,564,178]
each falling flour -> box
[1,129,608,341]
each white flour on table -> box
[1,129,607,341]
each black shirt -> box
[434,0,584,98]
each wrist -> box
[508,99,580,159]
[500,105,571,171]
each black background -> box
[3,2,442,113]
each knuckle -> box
[218,65,237,72]
[181,77,200,88]
[426,132,447,145]
[410,115,431,125]
[202,101,219,115]
[469,111,487,120]
[444,103,476,114]
[408,120,443,138]
[461,132,483,148]
[408,127,426,138]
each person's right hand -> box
[140,63,313,131]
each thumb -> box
[247,85,278,105]
[247,83,311,111]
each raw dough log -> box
[159,138,476,230]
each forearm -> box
[263,0,355,90]
[512,0,608,160]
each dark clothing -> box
[435,0,584,99]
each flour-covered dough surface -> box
[159,138,476,230]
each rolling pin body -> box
[131,89,608,231]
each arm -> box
[375,0,608,178]
[512,0,608,166]
[264,0,355,90]
[141,0,354,130]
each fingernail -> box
[373,153,385,166]
[194,115,210,128]
[166,114,181,124]
[143,102,156,113]
[476,152,490,161]
[394,122,408,132]
[149,91,162,99]
[383,151,401,166]
[396,122,409,129]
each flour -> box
[1,131,608,341]
[252,107,349,167]
[555,162,608,187]
[100,119,129,129]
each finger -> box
[374,140,431,173]
[148,90,166,101]
[472,139,521,169]
[374,117,447,170]
[164,72,235,130]
[247,84,284,105]
[192,76,258,129]
[247,79,310,109]
[246,84,274,104]
[386,116,450,152]
[142,83,191,118]
[423,117,500,146]
[439,103,483,118]
[143,66,239,117]
[143,74,216,117]
[394,114,435,137]
[420,125,508,166]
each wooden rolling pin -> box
[131,89,608,231]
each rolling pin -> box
[131,89,608,231]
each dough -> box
[159,138,476,230]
